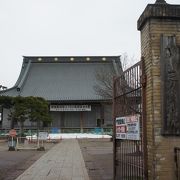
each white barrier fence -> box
[13,133,112,150]
[16,137,38,150]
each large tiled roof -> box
[0,56,121,102]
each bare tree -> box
[93,67,115,99]
[121,53,137,71]
[93,54,137,99]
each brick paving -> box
[15,139,89,180]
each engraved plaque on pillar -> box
[161,35,180,135]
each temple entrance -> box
[49,104,104,132]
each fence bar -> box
[113,60,147,180]
[141,57,148,180]
[174,147,180,180]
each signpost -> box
[38,132,48,140]
[37,132,48,151]
[9,129,17,137]
[8,129,17,151]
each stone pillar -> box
[138,1,180,180]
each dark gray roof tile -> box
[1,56,121,101]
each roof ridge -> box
[23,55,121,58]
[23,56,121,64]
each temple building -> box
[0,56,121,131]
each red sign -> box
[9,129,17,137]
[116,125,126,133]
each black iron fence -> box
[175,147,180,180]
[113,60,147,180]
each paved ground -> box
[0,139,113,180]
[15,139,89,180]
[79,139,113,180]
[0,142,55,180]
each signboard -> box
[50,105,91,112]
[116,115,140,140]
[126,115,140,140]
[38,132,48,140]
[9,129,17,137]
[116,117,127,139]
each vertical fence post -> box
[141,57,148,180]
[17,137,19,150]
[113,76,116,180]
[174,147,180,180]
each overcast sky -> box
[0,0,179,87]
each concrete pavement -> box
[15,139,89,180]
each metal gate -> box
[174,147,180,180]
[113,60,147,180]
